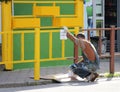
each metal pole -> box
[74,27,79,63]
[87,29,90,41]
[74,34,78,63]
[110,25,115,73]
[98,30,102,56]
[92,0,96,36]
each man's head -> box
[76,32,85,39]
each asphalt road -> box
[0,78,120,92]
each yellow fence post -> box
[49,32,53,59]
[34,28,40,80]
[1,0,13,70]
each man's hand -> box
[62,26,76,42]
[62,26,68,33]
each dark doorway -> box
[105,0,117,52]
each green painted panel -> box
[52,33,62,58]
[40,33,49,59]
[14,3,33,15]
[24,33,34,60]
[57,3,74,15]
[40,17,52,27]
[13,34,21,61]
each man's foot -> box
[90,73,99,82]
[86,73,99,82]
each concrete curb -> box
[1,73,120,88]
[0,80,53,88]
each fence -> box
[77,26,120,74]
[0,26,120,80]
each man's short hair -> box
[76,32,85,39]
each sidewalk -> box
[0,57,120,88]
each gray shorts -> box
[69,62,98,78]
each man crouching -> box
[63,26,100,82]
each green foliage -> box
[104,72,120,78]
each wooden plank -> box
[40,73,86,83]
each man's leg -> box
[69,64,91,79]
[85,63,99,82]
[69,63,99,82]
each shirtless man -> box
[63,26,100,82]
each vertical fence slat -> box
[49,32,52,59]
[62,40,65,58]
[21,32,24,61]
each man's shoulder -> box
[83,40,91,46]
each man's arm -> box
[63,26,85,49]
[66,31,77,43]
[63,26,76,43]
